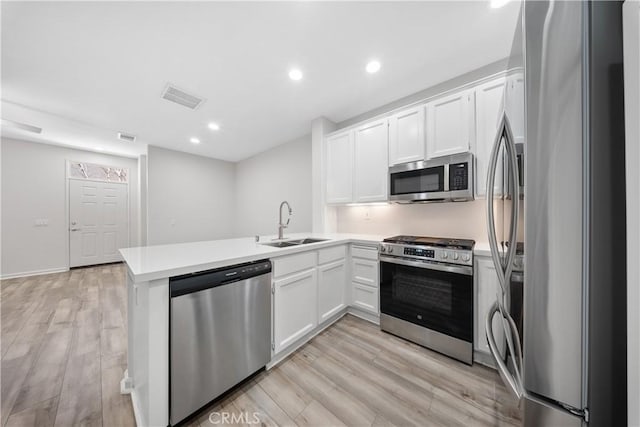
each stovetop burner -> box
[383,235,475,250]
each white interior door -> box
[69,179,129,267]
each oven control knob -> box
[441,252,448,259]
[380,246,386,253]
[453,253,459,260]
[388,247,394,254]
[462,254,470,262]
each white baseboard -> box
[0,267,69,280]
[346,307,380,325]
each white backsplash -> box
[335,200,489,242]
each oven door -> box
[379,256,473,343]
[388,162,447,202]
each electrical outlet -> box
[364,208,371,221]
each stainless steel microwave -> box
[388,152,474,202]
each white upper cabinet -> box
[353,119,389,202]
[426,89,475,159]
[474,77,506,197]
[325,131,353,204]
[388,105,425,165]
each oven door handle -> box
[379,255,473,276]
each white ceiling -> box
[1,1,520,162]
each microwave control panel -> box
[449,162,469,191]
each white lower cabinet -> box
[474,256,505,356]
[352,282,378,314]
[350,245,379,315]
[273,268,317,354]
[271,244,379,358]
[317,259,347,324]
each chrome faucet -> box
[278,201,293,240]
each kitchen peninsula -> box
[119,233,383,427]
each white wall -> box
[624,0,640,424]
[235,135,312,237]
[0,137,140,278]
[335,201,488,242]
[146,145,236,245]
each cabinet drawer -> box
[352,283,379,314]
[351,258,378,287]
[318,245,346,265]
[351,245,379,260]
[272,251,317,278]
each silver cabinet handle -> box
[70,228,80,231]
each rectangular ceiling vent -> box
[117,132,136,143]
[161,83,205,110]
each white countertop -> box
[119,232,385,282]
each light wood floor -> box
[2,264,522,427]
[1,264,134,427]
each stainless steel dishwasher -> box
[169,259,272,425]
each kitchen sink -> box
[260,241,300,248]
[287,238,329,245]
[260,237,329,248]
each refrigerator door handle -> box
[485,112,525,400]
[486,113,520,292]
[486,113,509,294]
[486,300,525,400]
[500,114,523,378]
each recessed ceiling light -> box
[208,122,220,131]
[366,60,381,74]
[190,137,200,144]
[288,68,303,81]
[490,0,510,8]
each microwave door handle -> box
[486,113,508,294]
[443,164,449,192]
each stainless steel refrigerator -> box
[484,1,627,426]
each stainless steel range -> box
[379,235,475,364]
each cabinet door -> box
[475,257,505,355]
[388,105,425,165]
[353,119,389,202]
[318,259,347,323]
[351,257,378,287]
[273,268,317,353]
[426,89,475,159]
[326,131,353,204]
[475,77,506,197]
[352,283,379,314]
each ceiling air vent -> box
[161,83,205,110]
[117,132,136,143]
